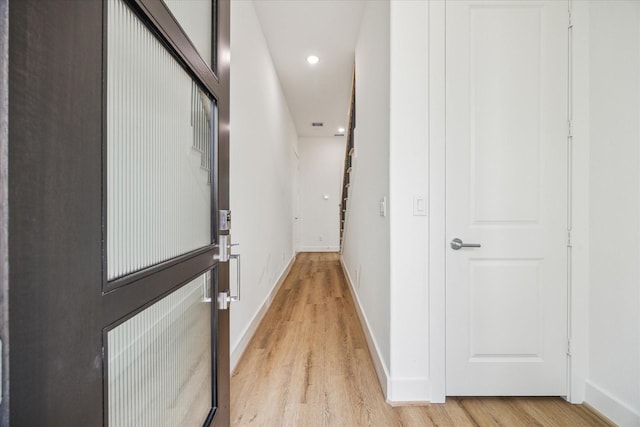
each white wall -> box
[342,0,430,402]
[298,137,344,252]
[229,0,298,370]
[340,0,391,393]
[388,0,429,402]
[584,2,640,425]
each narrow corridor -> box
[230,253,612,426]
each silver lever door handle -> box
[450,238,481,250]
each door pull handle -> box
[216,243,241,310]
[450,238,481,250]
[229,253,241,302]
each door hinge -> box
[568,6,573,29]
[568,120,573,138]
[567,339,572,356]
[567,230,573,247]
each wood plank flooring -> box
[231,252,613,427]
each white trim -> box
[585,381,640,427]
[230,254,296,373]
[566,0,575,402]
[296,246,340,253]
[427,0,447,403]
[568,0,590,404]
[339,256,389,398]
[388,377,430,403]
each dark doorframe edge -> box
[130,0,221,101]
[0,0,9,424]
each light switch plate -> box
[413,194,427,216]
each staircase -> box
[340,71,356,251]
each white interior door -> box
[445,0,569,396]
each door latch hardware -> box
[214,239,241,310]
[219,210,231,231]
[218,290,230,310]
[450,238,481,250]
[215,234,231,262]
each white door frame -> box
[427,0,586,403]
[427,0,448,404]
[293,148,301,252]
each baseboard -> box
[339,256,390,398]
[585,380,640,427]
[297,245,339,252]
[387,377,430,403]
[230,254,296,373]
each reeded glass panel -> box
[107,0,213,280]
[162,0,213,66]
[107,272,213,427]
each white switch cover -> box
[413,194,427,216]
[379,197,387,217]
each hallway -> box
[230,253,613,426]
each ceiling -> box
[252,0,366,138]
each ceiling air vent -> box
[312,122,323,127]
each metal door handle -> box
[450,238,481,250]
[202,271,213,303]
[229,253,241,302]
[219,253,240,309]
[215,239,241,310]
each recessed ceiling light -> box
[338,127,345,133]
[307,55,319,65]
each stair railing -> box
[340,69,356,251]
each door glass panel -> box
[107,271,214,427]
[107,0,213,280]
[162,0,214,67]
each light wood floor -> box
[231,252,614,427]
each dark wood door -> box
[6,0,230,425]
